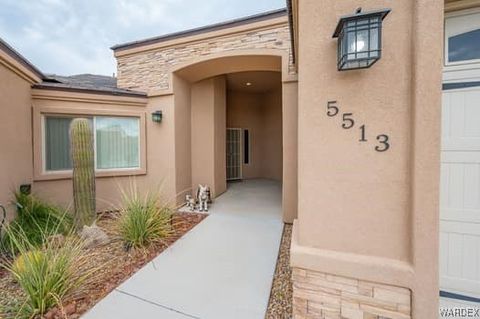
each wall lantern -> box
[151,110,163,123]
[333,8,391,71]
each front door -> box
[226,128,242,180]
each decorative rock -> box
[64,302,77,315]
[43,307,58,319]
[80,224,109,249]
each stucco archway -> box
[170,50,297,223]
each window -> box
[445,10,480,65]
[44,115,140,172]
[448,29,480,63]
[243,129,250,165]
[45,117,74,171]
[95,117,140,169]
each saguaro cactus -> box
[70,118,96,229]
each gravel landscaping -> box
[266,223,293,319]
[0,211,206,319]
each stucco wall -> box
[172,75,192,204]
[0,64,33,220]
[226,88,282,181]
[282,81,298,223]
[191,76,226,197]
[262,87,283,181]
[213,77,227,195]
[291,0,443,318]
[115,23,292,92]
[31,90,177,211]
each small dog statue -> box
[197,184,209,212]
[185,194,196,211]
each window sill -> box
[33,168,147,182]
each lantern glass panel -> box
[334,10,389,71]
[370,25,379,57]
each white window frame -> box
[42,114,141,173]
[444,8,480,67]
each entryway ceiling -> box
[226,71,281,93]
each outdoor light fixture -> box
[333,8,391,71]
[151,110,163,123]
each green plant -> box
[118,186,173,249]
[0,227,101,318]
[0,192,72,254]
[70,118,96,230]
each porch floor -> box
[82,179,283,319]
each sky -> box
[0,0,285,76]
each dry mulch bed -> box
[266,223,293,319]
[0,212,206,319]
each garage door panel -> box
[441,87,480,297]
[441,221,480,235]
[440,228,480,295]
[463,235,478,281]
[442,140,480,151]
[442,208,480,223]
[442,89,480,149]
[440,160,480,212]
[441,277,480,299]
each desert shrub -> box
[0,227,100,317]
[118,188,173,249]
[0,192,73,254]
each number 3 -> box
[375,134,390,152]
[327,101,339,117]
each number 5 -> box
[342,113,355,129]
[327,101,339,117]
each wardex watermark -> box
[440,307,480,318]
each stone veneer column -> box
[292,268,411,319]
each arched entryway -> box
[170,50,297,223]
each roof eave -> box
[0,37,46,82]
[111,8,288,52]
[32,83,147,98]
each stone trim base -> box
[292,268,411,319]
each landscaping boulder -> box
[80,224,109,249]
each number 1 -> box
[359,125,367,142]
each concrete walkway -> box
[83,179,283,319]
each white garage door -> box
[440,86,480,298]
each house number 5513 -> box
[326,101,390,152]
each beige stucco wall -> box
[0,64,33,220]
[282,80,298,223]
[291,0,443,318]
[226,88,282,181]
[31,89,178,211]
[213,77,227,196]
[172,75,192,204]
[191,76,226,197]
[262,87,283,181]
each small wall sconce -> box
[333,8,391,71]
[151,110,163,123]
